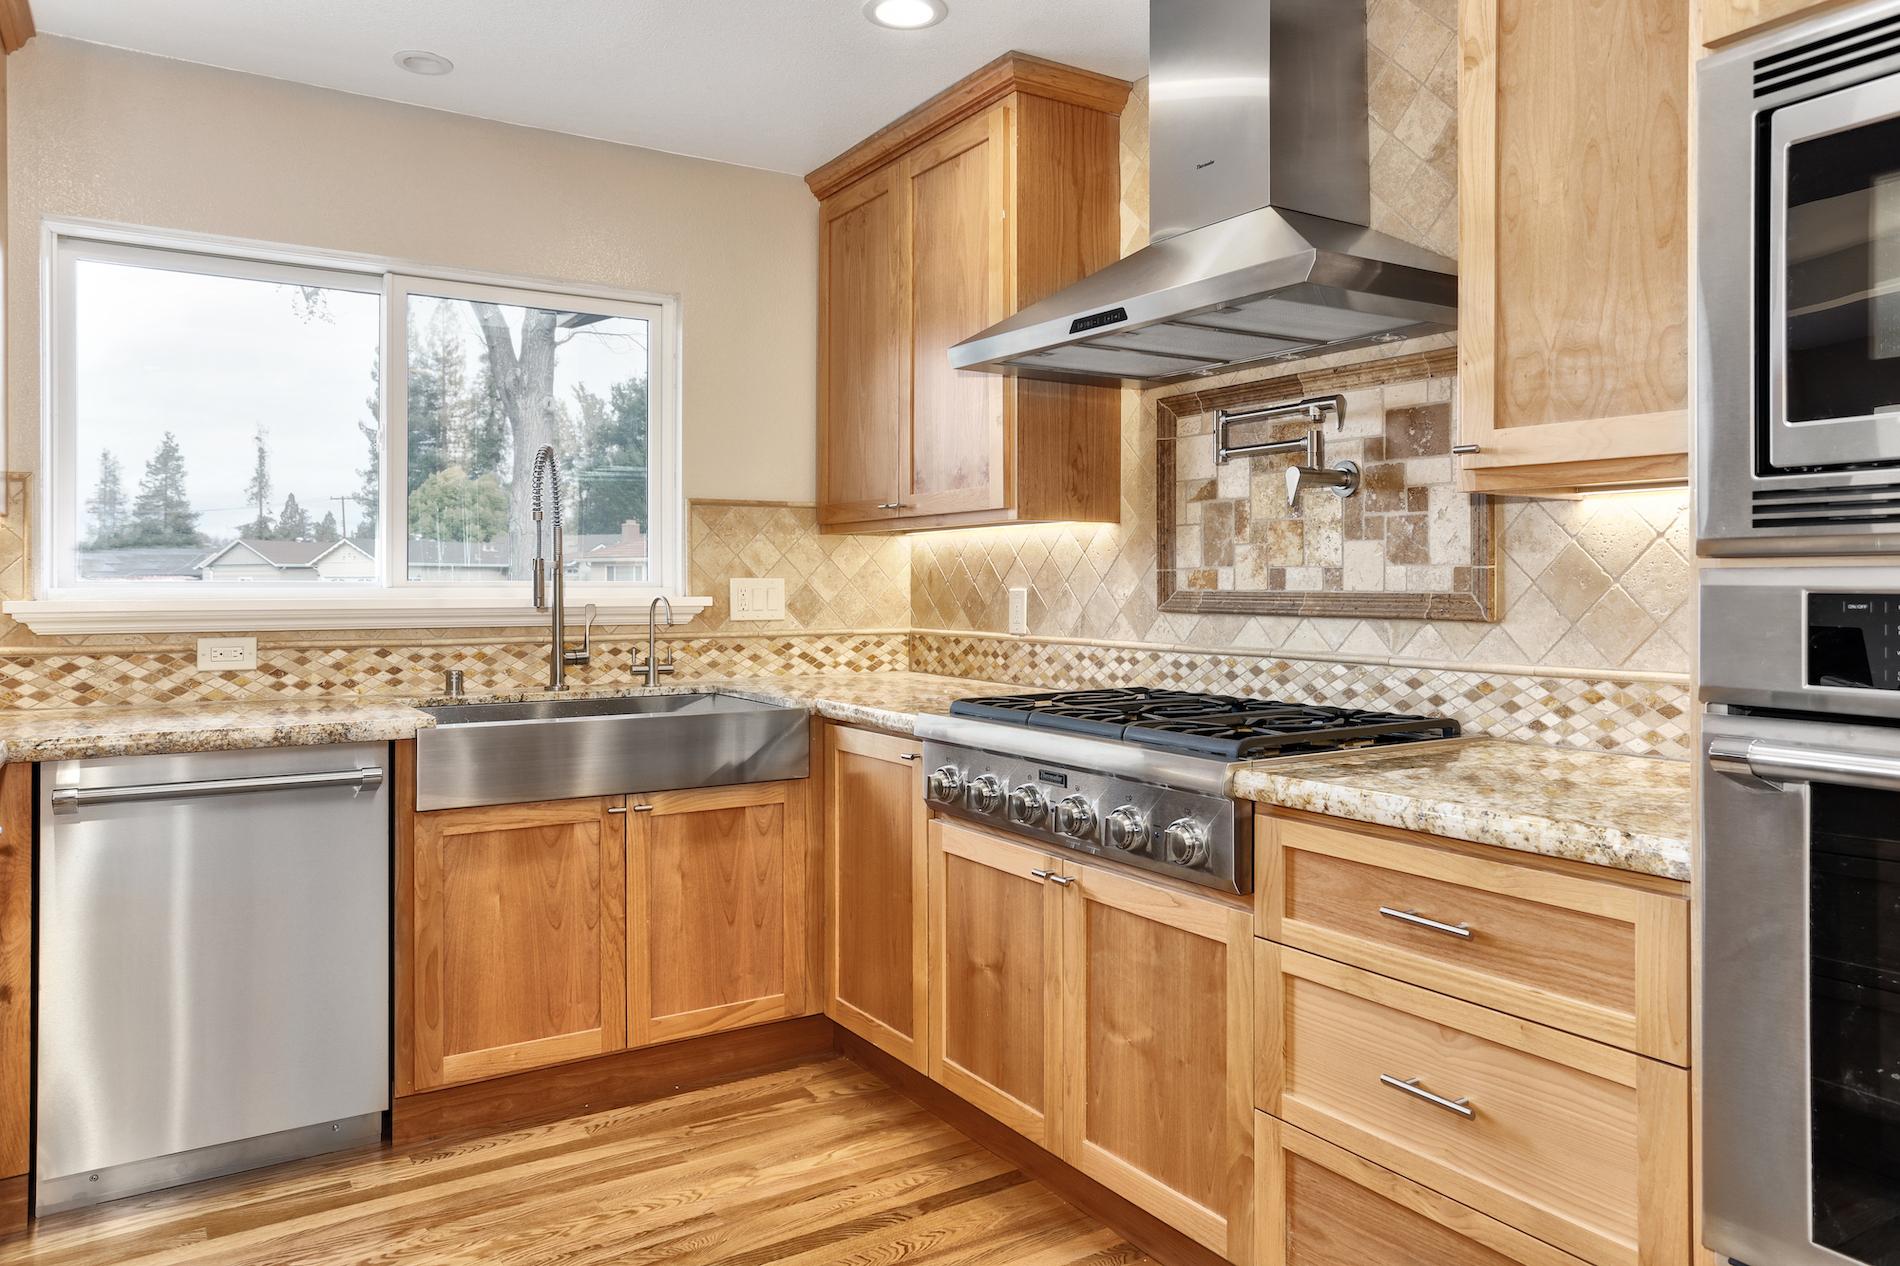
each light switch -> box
[197,636,257,671]
[730,577,786,621]
[1008,587,1029,635]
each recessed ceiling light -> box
[393,49,455,76]
[863,0,948,30]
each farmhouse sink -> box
[414,691,809,811]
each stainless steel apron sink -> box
[414,692,809,810]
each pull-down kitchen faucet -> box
[530,445,592,691]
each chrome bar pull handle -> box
[1047,874,1077,886]
[631,803,656,813]
[50,766,385,814]
[1030,868,1055,882]
[1380,1074,1475,1119]
[1451,443,1481,455]
[898,753,921,762]
[1379,906,1473,939]
[606,806,629,815]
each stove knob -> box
[927,766,964,803]
[968,774,1004,814]
[1007,784,1048,826]
[1053,795,1095,838]
[1162,818,1210,867]
[1103,805,1150,853]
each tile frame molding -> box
[1154,346,1500,622]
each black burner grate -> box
[948,688,1460,760]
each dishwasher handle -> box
[50,766,385,815]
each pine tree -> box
[314,511,340,544]
[242,428,274,539]
[352,418,380,544]
[127,433,203,548]
[85,450,128,548]
[277,493,312,540]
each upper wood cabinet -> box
[406,796,628,1092]
[1456,0,1692,494]
[1702,0,1857,43]
[824,725,930,1070]
[626,781,812,1046]
[809,53,1128,533]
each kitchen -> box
[0,0,1884,1262]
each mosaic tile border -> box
[0,632,910,710]
[908,630,1689,760]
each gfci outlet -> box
[729,577,786,621]
[1007,587,1029,635]
[196,637,257,671]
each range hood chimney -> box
[949,0,1457,385]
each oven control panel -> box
[919,739,1249,894]
[1808,593,1900,691]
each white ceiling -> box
[31,0,1150,176]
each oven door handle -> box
[1708,736,1900,792]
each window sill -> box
[2,591,714,636]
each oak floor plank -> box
[3,1059,1161,1266]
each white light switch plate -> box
[197,636,257,671]
[730,577,786,621]
[1007,587,1029,635]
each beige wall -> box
[5,37,818,502]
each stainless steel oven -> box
[1702,567,1900,1265]
[1700,0,1900,553]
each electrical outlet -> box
[1007,587,1029,635]
[196,636,257,671]
[729,577,786,621]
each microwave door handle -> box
[1708,736,1900,793]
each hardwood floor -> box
[2,1058,1160,1265]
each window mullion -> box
[383,275,409,591]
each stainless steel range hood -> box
[949,0,1458,386]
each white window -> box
[17,226,697,633]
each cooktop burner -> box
[948,688,1459,760]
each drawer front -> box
[1260,815,1689,1064]
[1257,1114,1594,1266]
[1261,945,1689,1266]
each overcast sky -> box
[73,257,651,544]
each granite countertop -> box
[1230,737,1693,882]
[0,671,1011,764]
[0,678,1692,883]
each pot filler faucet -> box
[529,445,593,691]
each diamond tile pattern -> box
[908,631,1689,760]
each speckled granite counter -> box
[0,671,1020,764]
[1230,738,1693,882]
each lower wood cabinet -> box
[1,762,30,1217]
[824,725,929,1070]
[1260,943,1690,1266]
[931,822,1066,1147]
[929,816,1255,1263]
[1257,1114,1593,1266]
[409,796,629,1091]
[626,781,811,1045]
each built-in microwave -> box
[1699,0,1900,554]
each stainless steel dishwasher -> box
[37,743,390,1213]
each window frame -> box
[15,220,702,634]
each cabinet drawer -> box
[1257,1113,1593,1266]
[1259,815,1688,1063]
[1260,945,1689,1266]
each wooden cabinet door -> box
[627,781,810,1045]
[1702,0,1853,44]
[1457,0,1689,493]
[1058,858,1255,1264]
[899,104,1012,520]
[411,797,627,1090]
[0,764,29,1188]
[929,818,1066,1147]
[825,725,928,1069]
[818,164,909,526]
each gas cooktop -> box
[917,688,1462,893]
[947,687,1460,760]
